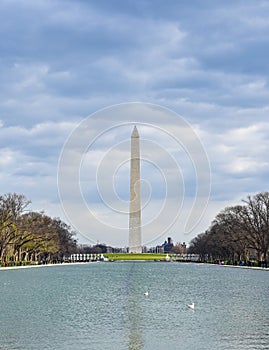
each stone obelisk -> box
[129,126,142,253]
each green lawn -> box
[103,253,168,261]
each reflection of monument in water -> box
[129,126,142,253]
[126,263,145,350]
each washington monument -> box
[129,126,142,253]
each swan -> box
[188,302,195,309]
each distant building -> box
[106,246,113,253]
[156,245,164,253]
[163,237,174,253]
[142,246,147,253]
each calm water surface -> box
[0,262,268,350]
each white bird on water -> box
[144,290,149,296]
[188,302,195,310]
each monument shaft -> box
[129,126,142,253]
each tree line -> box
[0,193,77,266]
[188,191,269,266]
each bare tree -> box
[0,193,77,264]
[0,193,30,260]
[188,192,269,265]
[238,192,269,263]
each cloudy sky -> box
[1,0,269,247]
